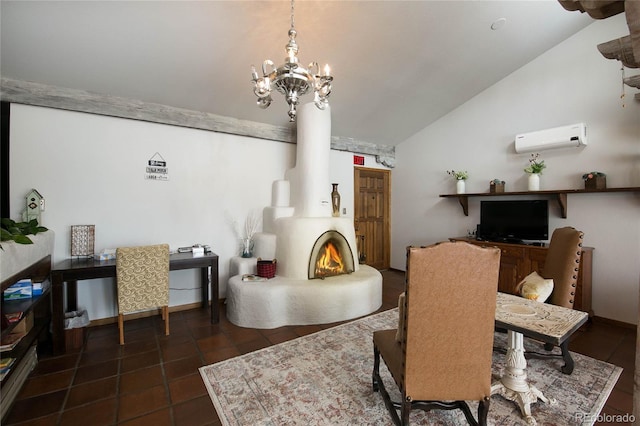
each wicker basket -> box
[257,259,277,278]
[490,182,505,193]
[585,176,606,190]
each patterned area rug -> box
[200,309,621,425]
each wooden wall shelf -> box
[439,187,640,218]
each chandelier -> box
[251,0,332,122]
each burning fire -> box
[315,241,345,278]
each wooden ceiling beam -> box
[558,0,625,19]
[0,78,395,167]
[598,36,639,68]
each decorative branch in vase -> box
[241,210,262,258]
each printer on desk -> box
[177,244,211,256]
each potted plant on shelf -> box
[1,218,53,285]
[447,170,469,194]
[582,171,606,190]
[490,179,505,193]
[1,218,48,248]
[523,153,546,191]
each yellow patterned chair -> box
[116,244,170,345]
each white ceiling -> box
[0,1,593,146]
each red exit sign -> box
[353,155,365,165]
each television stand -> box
[500,237,524,245]
[450,237,593,316]
[529,241,546,247]
[479,236,530,245]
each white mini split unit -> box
[514,123,587,153]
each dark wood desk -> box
[51,252,219,354]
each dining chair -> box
[540,227,584,309]
[116,243,170,345]
[372,242,500,425]
[516,226,584,373]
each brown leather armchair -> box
[372,242,500,425]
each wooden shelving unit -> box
[439,187,640,218]
[1,255,52,420]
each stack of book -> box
[4,312,23,325]
[3,279,32,300]
[242,274,267,282]
[0,357,16,381]
[0,332,26,352]
[1,311,27,350]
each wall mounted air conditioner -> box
[514,123,587,153]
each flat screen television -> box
[479,200,549,242]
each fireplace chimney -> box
[285,103,332,218]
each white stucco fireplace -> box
[226,103,382,328]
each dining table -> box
[492,292,589,425]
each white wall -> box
[392,14,640,324]
[9,104,384,321]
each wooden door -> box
[354,168,390,270]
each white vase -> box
[456,179,466,194]
[528,173,540,191]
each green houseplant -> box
[523,153,546,174]
[524,153,545,191]
[447,170,469,180]
[490,179,505,193]
[1,218,48,247]
[447,170,468,194]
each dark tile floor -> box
[2,269,635,425]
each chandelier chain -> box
[290,0,295,30]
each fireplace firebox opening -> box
[308,231,355,279]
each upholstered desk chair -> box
[517,226,584,373]
[373,242,500,426]
[116,244,170,345]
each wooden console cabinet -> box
[450,238,593,316]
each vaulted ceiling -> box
[0,1,593,146]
